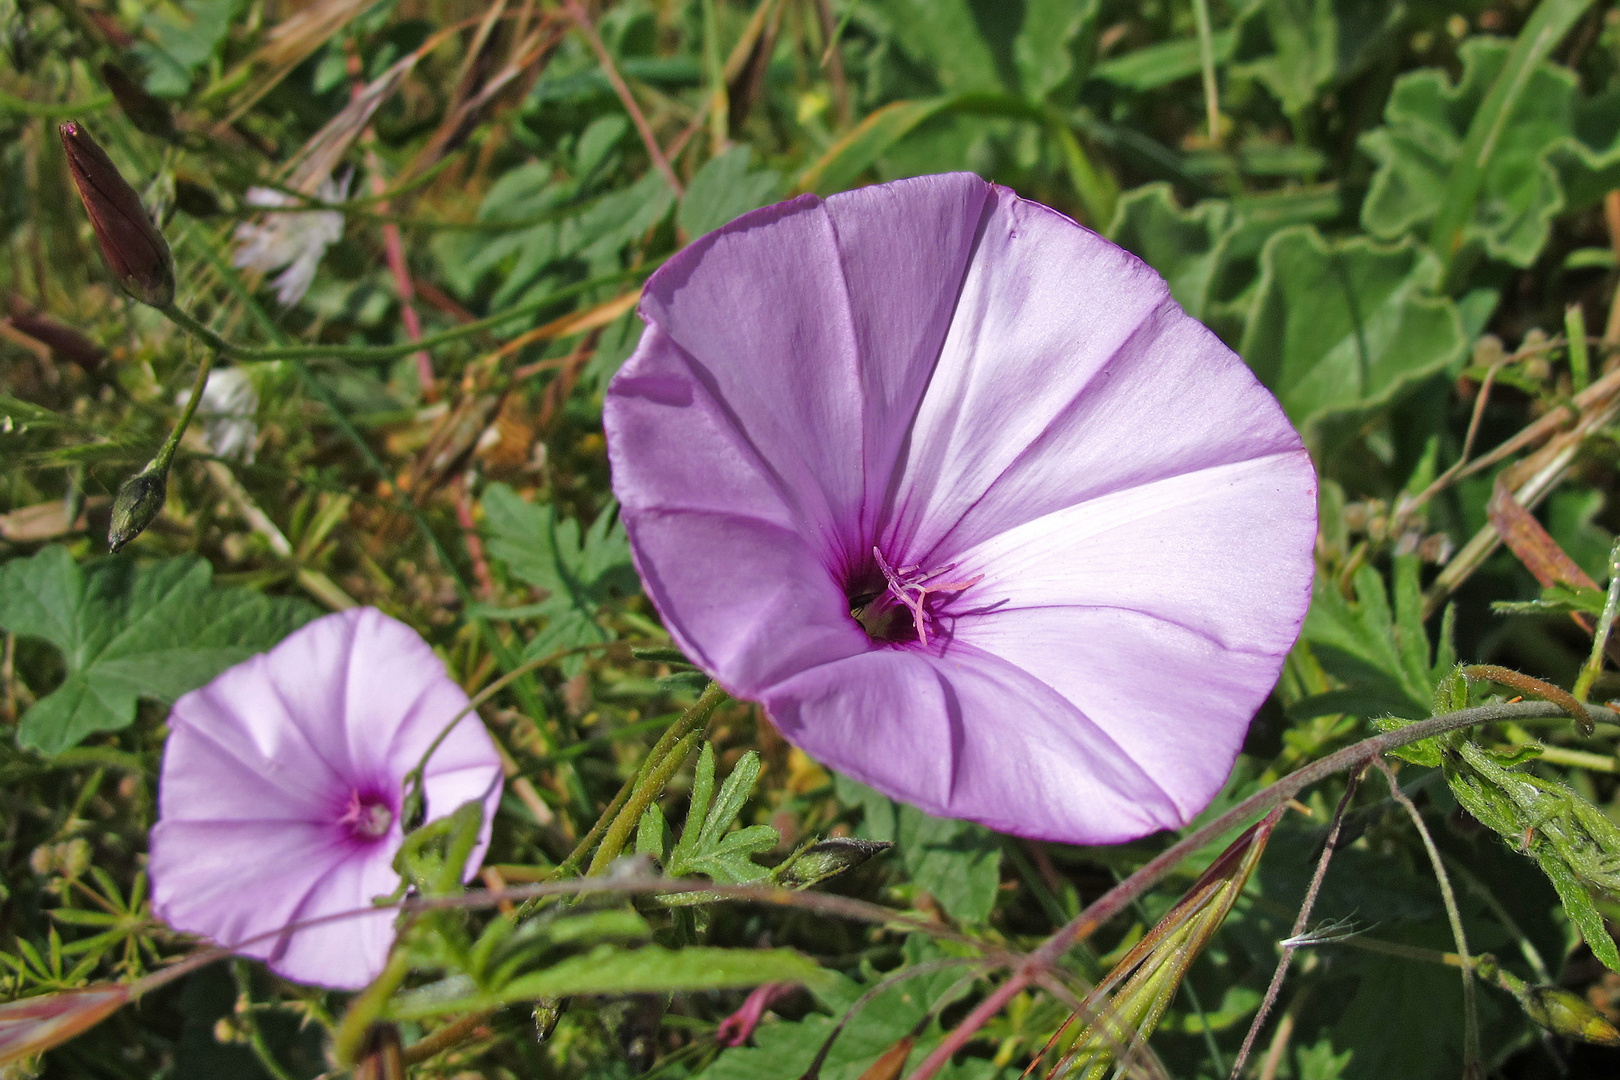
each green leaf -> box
[896,804,1001,924]
[677,147,782,239]
[392,945,828,1019]
[1108,183,1239,320]
[666,746,776,886]
[480,484,636,675]
[0,546,316,754]
[1427,0,1596,266]
[1444,740,1620,972]
[1092,31,1236,92]
[1012,0,1101,102]
[1360,35,1581,269]
[1230,0,1405,117]
[1239,226,1467,436]
[1299,558,1452,723]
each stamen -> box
[338,789,395,841]
[872,547,984,645]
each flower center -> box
[849,547,983,645]
[338,789,395,842]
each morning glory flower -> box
[149,607,503,988]
[233,175,348,307]
[603,173,1315,844]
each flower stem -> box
[153,344,216,475]
[1574,535,1620,702]
[583,682,727,877]
[157,266,649,364]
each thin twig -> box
[1228,767,1364,1079]
[564,0,683,195]
[1375,759,1481,1073]
[903,698,1615,1080]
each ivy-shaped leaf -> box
[1240,226,1466,436]
[1230,0,1405,118]
[0,546,316,754]
[1359,36,1577,268]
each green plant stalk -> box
[158,266,647,363]
[1574,536,1620,702]
[1377,760,1480,1073]
[1429,0,1594,273]
[701,0,729,155]
[586,682,727,876]
[332,949,411,1066]
[1190,0,1220,144]
[150,346,216,476]
[1567,305,1591,392]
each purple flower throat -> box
[849,547,983,646]
[337,788,395,843]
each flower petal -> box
[149,818,394,988]
[942,452,1315,819]
[622,174,991,572]
[951,453,1317,655]
[634,196,866,561]
[163,657,349,819]
[763,645,1180,843]
[269,848,402,988]
[915,301,1308,563]
[881,189,1200,562]
[623,508,870,697]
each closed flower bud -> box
[6,311,105,371]
[776,837,891,889]
[59,121,174,308]
[1522,985,1620,1047]
[108,465,167,552]
[99,63,177,142]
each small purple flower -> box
[604,173,1316,844]
[149,608,503,989]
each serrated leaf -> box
[667,747,776,885]
[1445,740,1620,972]
[480,483,636,675]
[0,546,316,754]
[1240,226,1466,436]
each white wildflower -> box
[233,174,348,307]
[183,366,259,463]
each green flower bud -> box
[1522,985,1620,1047]
[59,121,175,308]
[108,466,167,552]
[99,63,177,142]
[776,837,891,889]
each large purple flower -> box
[604,173,1315,844]
[149,608,503,989]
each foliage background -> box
[7,0,1620,1076]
